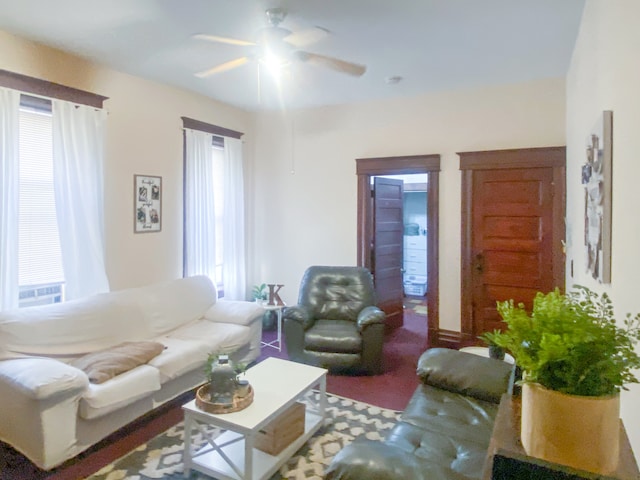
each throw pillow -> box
[70,341,165,384]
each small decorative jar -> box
[208,354,237,404]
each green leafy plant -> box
[252,283,268,302]
[489,286,640,397]
[204,352,247,382]
[478,329,506,360]
[479,329,503,346]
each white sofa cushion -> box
[146,337,211,383]
[173,319,253,353]
[149,320,253,383]
[78,364,161,420]
[137,276,217,336]
[0,294,149,356]
[204,300,264,326]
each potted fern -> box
[489,286,640,475]
[252,283,268,304]
[478,329,506,360]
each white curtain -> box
[222,137,246,300]
[0,88,20,310]
[52,100,109,300]
[184,128,217,282]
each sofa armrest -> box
[325,440,429,480]
[0,358,88,401]
[416,348,514,404]
[204,300,263,326]
[357,306,386,330]
[282,305,314,330]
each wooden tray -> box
[195,384,254,414]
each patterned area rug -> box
[87,392,399,480]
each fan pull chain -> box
[257,63,263,106]
[290,115,295,175]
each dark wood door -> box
[461,147,565,340]
[373,177,404,329]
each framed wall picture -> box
[134,174,162,233]
[583,111,612,283]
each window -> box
[212,141,224,289]
[1,71,109,308]
[18,98,65,307]
[182,116,245,300]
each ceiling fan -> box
[193,8,366,79]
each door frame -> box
[459,147,566,344]
[356,154,440,338]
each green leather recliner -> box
[282,266,386,375]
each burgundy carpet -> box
[0,300,429,480]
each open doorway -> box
[356,154,440,344]
[374,174,429,339]
[374,173,428,302]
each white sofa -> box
[0,275,264,470]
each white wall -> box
[249,79,566,330]
[566,0,640,456]
[0,30,253,290]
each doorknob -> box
[474,253,484,274]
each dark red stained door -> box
[470,167,558,335]
[373,177,404,329]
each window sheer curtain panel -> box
[184,128,217,282]
[52,100,109,300]
[222,137,246,300]
[0,88,20,310]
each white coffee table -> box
[182,357,327,480]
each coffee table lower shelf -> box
[185,411,323,480]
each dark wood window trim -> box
[181,117,243,139]
[356,154,440,344]
[0,69,107,108]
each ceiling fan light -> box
[260,49,290,75]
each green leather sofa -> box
[325,347,515,479]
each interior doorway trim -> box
[356,154,440,339]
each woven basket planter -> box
[521,382,620,475]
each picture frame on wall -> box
[134,174,162,233]
[583,110,612,283]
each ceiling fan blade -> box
[195,57,250,78]
[193,34,256,47]
[296,52,366,77]
[283,27,329,48]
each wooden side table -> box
[483,395,639,480]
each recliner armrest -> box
[282,305,314,330]
[357,306,386,330]
[416,348,514,404]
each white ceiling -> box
[0,0,585,112]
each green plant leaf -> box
[495,287,640,396]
